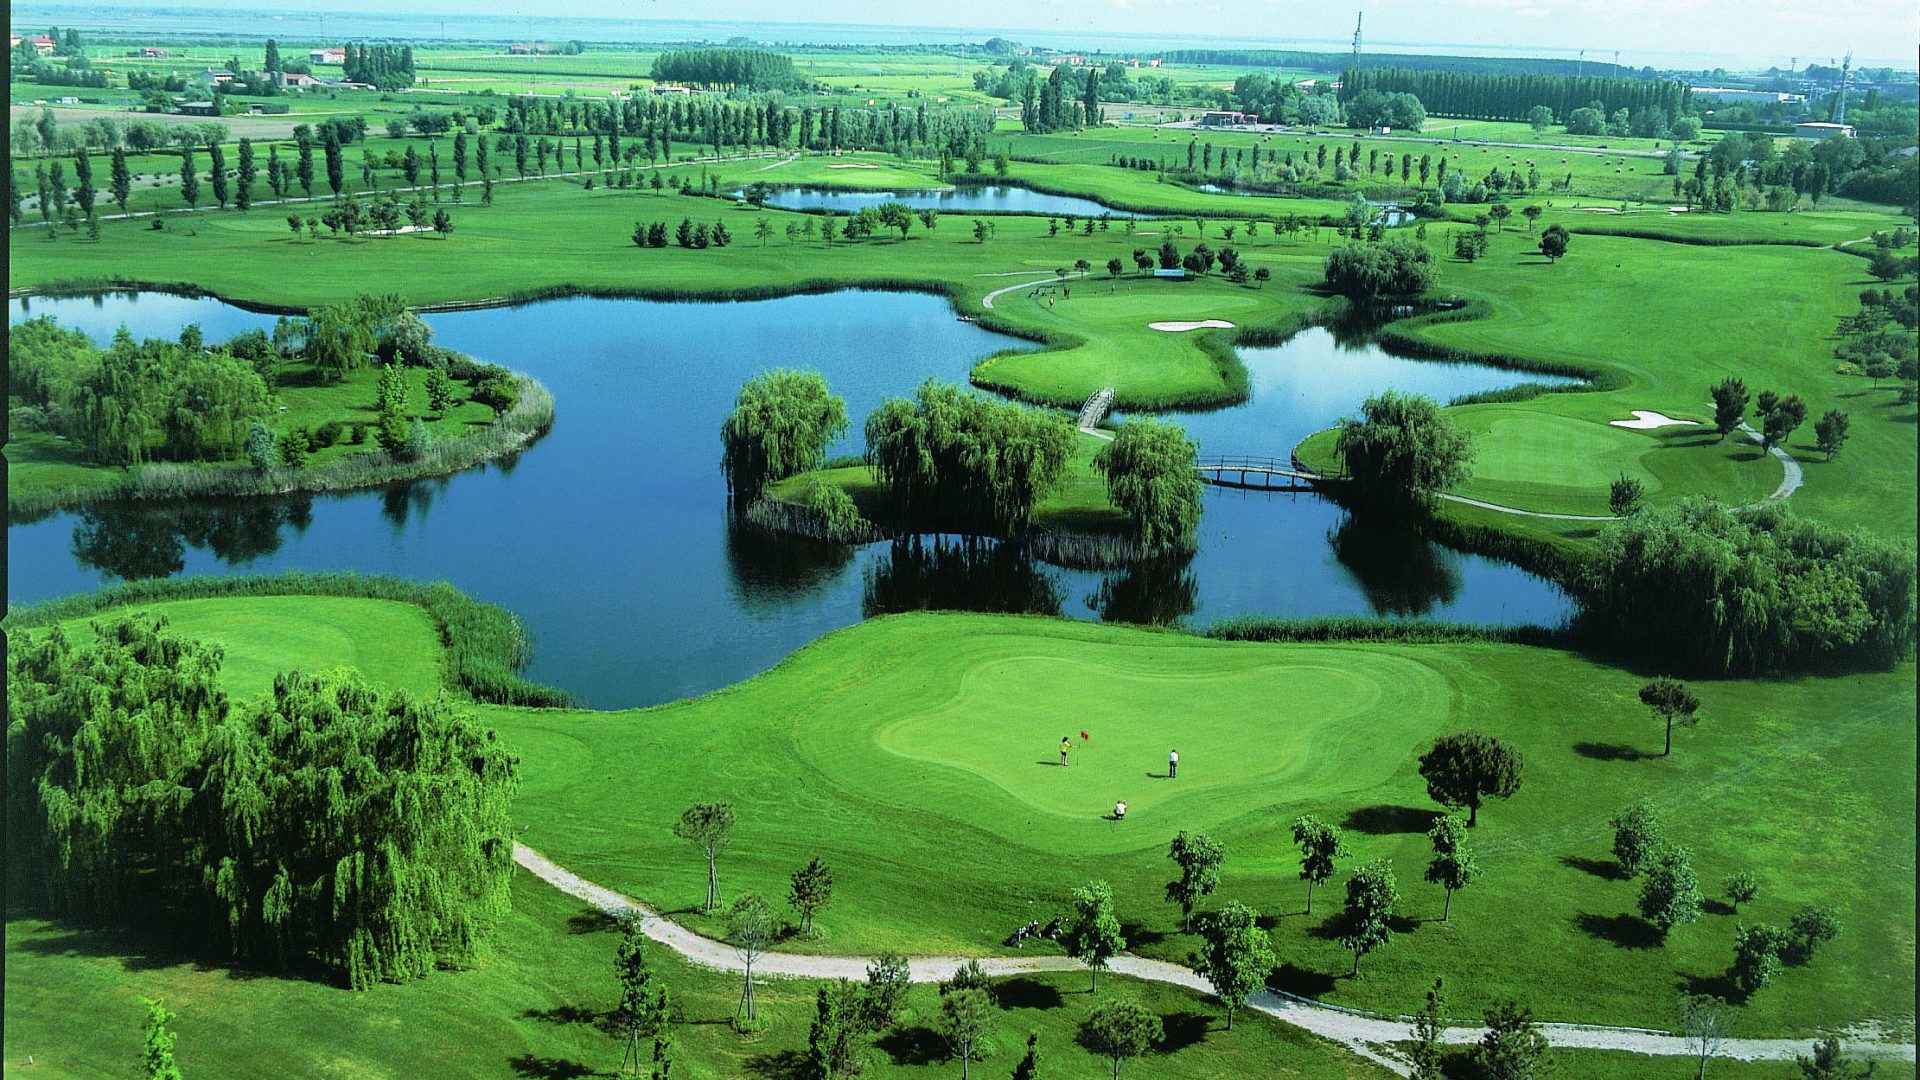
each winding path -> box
[981,272,1086,309]
[514,843,1913,1076]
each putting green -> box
[859,646,1445,824]
[42,596,444,701]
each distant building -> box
[30,35,57,55]
[1146,57,1162,68]
[175,100,220,116]
[1794,121,1856,139]
[53,95,80,104]
[274,71,323,89]
[309,48,345,65]
[651,84,694,95]
[1052,54,1087,66]
[1197,109,1257,126]
[141,46,171,58]
[190,68,235,90]
[1692,86,1806,105]
[507,43,550,55]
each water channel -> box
[8,290,1576,708]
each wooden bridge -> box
[1077,387,1117,432]
[1193,456,1339,492]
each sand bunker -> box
[1609,410,1699,430]
[1149,320,1236,332]
[826,162,880,169]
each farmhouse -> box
[309,48,345,64]
[141,46,171,57]
[175,100,220,116]
[1794,121,1856,139]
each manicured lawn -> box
[31,596,1911,1035]
[33,595,445,700]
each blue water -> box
[8,290,1576,708]
[751,185,1135,219]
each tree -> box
[863,952,911,1032]
[375,362,410,453]
[727,893,775,1021]
[789,856,833,936]
[1335,390,1475,517]
[1639,677,1701,756]
[1638,845,1704,936]
[432,208,453,238]
[1254,266,1271,287]
[1339,860,1399,976]
[470,375,518,419]
[1095,419,1203,550]
[1539,223,1571,262]
[1080,1001,1160,1079]
[209,141,229,208]
[614,918,670,1077]
[180,144,200,209]
[1609,474,1646,516]
[1868,249,1903,282]
[1762,394,1807,450]
[673,802,737,913]
[940,988,995,1080]
[1409,979,1447,1080]
[142,998,183,1080]
[1291,815,1348,914]
[806,979,867,1080]
[1106,257,1124,279]
[1814,409,1850,461]
[1520,204,1543,233]
[1417,730,1523,827]
[1677,994,1735,1080]
[1730,922,1789,996]
[1471,1001,1553,1080]
[236,138,256,212]
[1424,814,1478,920]
[1164,831,1225,931]
[1323,237,1437,300]
[110,146,132,213]
[1710,378,1749,441]
[1011,1031,1041,1080]
[720,369,849,501]
[1796,1037,1876,1079]
[1724,871,1759,912]
[1788,906,1841,963]
[1610,802,1665,878]
[1061,881,1125,992]
[1191,900,1275,1030]
[72,149,95,220]
[425,368,455,416]
[1488,203,1512,231]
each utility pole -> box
[1832,50,1852,123]
[1351,11,1363,70]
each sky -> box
[25,0,1920,67]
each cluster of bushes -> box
[6,615,517,988]
[8,317,271,466]
[1324,237,1438,301]
[631,217,734,249]
[1580,498,1916,675]
[1833,284,1919,404]
[865,380,1075,536]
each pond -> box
[746,184,1136,219]
[9,290,1576,708]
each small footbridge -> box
[1193,455,1338,492]
[1077,387,1117,433]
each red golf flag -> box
[1080,730,1089,741]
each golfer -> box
[1113,799,1127,820]
[1169,748,1178,779]
[1060,736,1072,767]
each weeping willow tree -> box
[720,369,848,502]
[6,615,520,988]
[1333,390,1475,516]
[864,380,1074,535]
[1094,418,1203,551]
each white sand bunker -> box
[827,162,880,169]
[1149,320,1237,332]
[1609,410,1699,430]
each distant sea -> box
[7,4,1910,73]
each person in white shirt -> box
[1113,800,1128,820]
[1168,749,1179,779]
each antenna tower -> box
[1351,12,1362,69]
[1832,50,1852,123]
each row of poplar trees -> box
[5,614,520,989]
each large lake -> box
[9,290,1575,708]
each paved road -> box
[515,842,1914,1077]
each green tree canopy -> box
[1334,390,1475,516]
[719,369,849,501]
[1095,418,1204,550]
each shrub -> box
[312,419,346,449]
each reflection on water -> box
[70,498,314,581]
[724,519,858,611]
[1328,513,1464,617]
[863,536,1065,618]
[753,184,1134,219]
[1086,554,1199,627]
